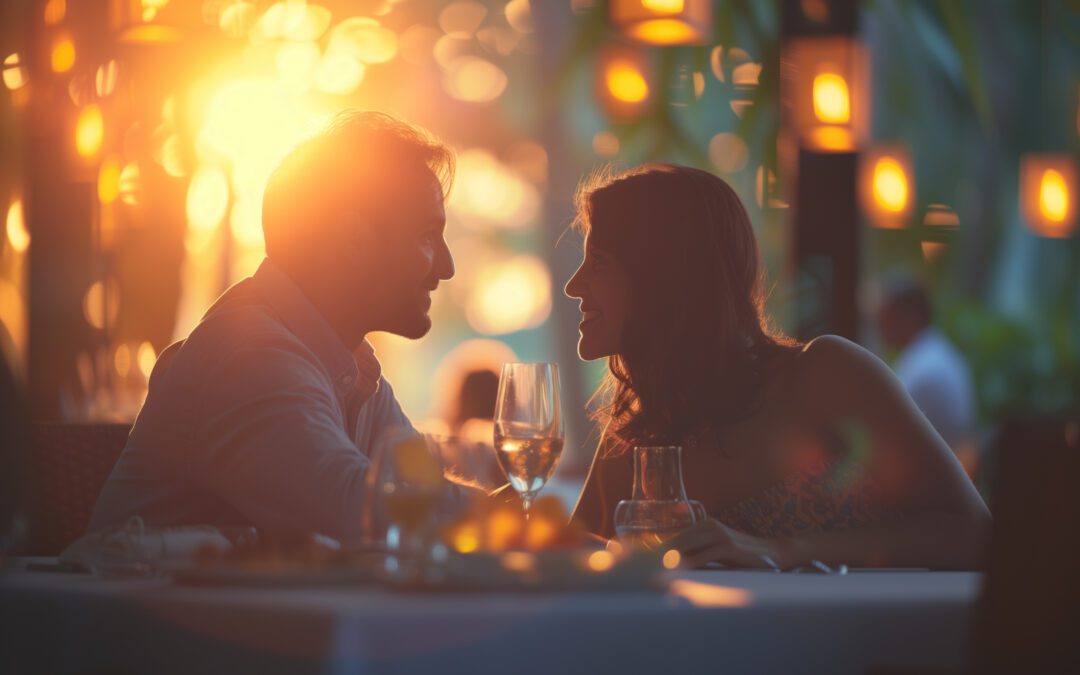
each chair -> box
[23,423,132,555]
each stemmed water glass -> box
[493,363,564,515]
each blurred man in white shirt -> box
[878,279,978,476]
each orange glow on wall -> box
[785,37,869,153]
[610,0,711,46]
[860,145,914,229]
[75,104,104,157]
[1021,155,1077,238]
[51,37,76,73]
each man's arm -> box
[195,336,372,546]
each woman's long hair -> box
[574,163,799,456]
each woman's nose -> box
[564,265,584,299]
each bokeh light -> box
[708,133,749,174]
[43,0,65,25]
[592,131,620,157]
[51,36,76,73]
[443,56,508,103]
[185,165,230,233]
[440,2,488,36]
[1039,169,1069,224]
[97,156,121,204]
[329,17,398,64]
[6,197,29,253]
[812,71,850,124]
[75,104,104,157]
[872,157,909,214]
[3,53,27,90]
[83,280,120,331]
[606,60,649,104]
[449,149,540,228]
[466,255,551,335]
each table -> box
[1,559,980,675]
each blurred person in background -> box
[565,163,989,570]
[89,111,462,546]
[877,277,978,477]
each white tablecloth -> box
[0,559,980,675]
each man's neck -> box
[274,258,371,350]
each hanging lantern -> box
[610,0,711,46]
[784,36,868,152]
[597,47,652,119]
[859,145,913,229]
[1021,154,1077,238]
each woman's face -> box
[564,233,630,361]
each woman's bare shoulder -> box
[789,335,905,409]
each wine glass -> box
[493,363,564,515]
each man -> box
[90,111,457,545]
[877,278,978,474]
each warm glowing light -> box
[1039,169,1069,223]
[662,549,682,570]
[643,0,685,11]
[708,133,749,174]
[501,552,536,572]
[628,19,699,45]
[276,41,320,85]
[504,0,534,33]
[137,341,156,378]
[808,126,855,152]
[44,0,66,25]
[813,71,850,124]
[453,525,481,553]
[611,0,709,45]
[3,53,27,90]
[186,166,230,232]
[51,37,76,73]
[923,204,959,228]
[872,157,908,214]
[692,71,705,98]
[114,343,132,377]
[0,279,27,362]
[118,25,184,43]
[229,197,264,247]
[75,105,104,157]
[329,17,397,64]
[98,157,121,204]
[400,25,442,65]
[669,579,753,607]
[118,162,141,206]
[1020,155,1077,237]
[219,1,257,37]
[444,56,508,103]
[450,150,540,227]
[466,256,551,335]
[733,62,762,87]
[592,131,620,157]
[311,51,364,93]
[606,61,649,104]
[83,280,119,331]
[141,0,169,22]
[6,198,28,253]
[95,60,119,97]
[587,550,616,572]
[440,2,488,36]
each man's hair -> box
[262,110,455,257]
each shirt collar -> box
[250,257,359,398]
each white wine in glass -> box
[493,363,564,513]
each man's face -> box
[352,167,454,339]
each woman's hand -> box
[665,518,792,570]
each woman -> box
[565,163,989,570]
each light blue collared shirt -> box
[89,259,424,545]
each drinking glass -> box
[493,363,564,515]
[362,430,445,580]
[614,446,707,550]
